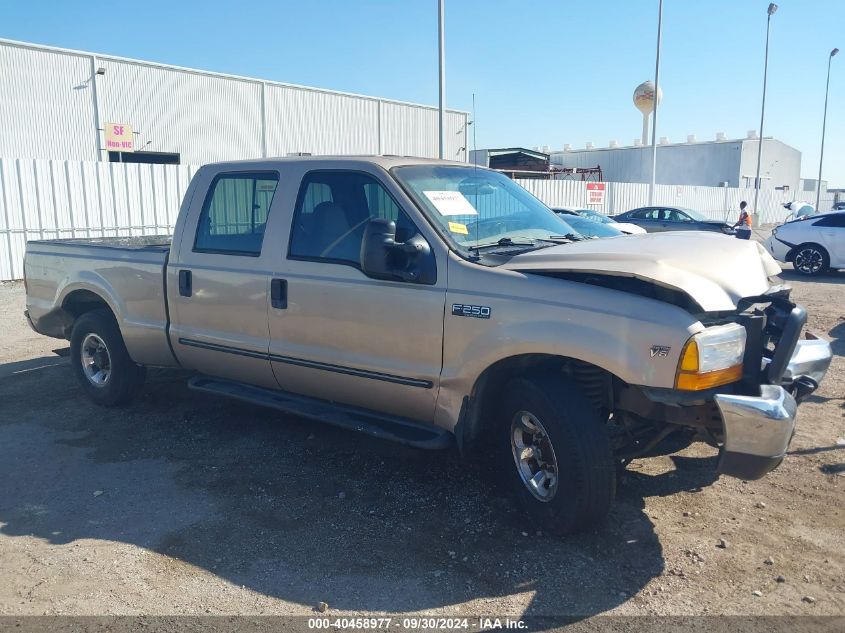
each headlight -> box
[676,323,746,390]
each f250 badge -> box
[452,303,491,319]
[650,345,671,358]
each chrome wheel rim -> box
[81,333,111,387]
[510,411,559,502]
[795,248,823,274]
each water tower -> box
[633,80,663,145]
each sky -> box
[2,0,843,186]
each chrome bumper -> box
[715,335,832,480]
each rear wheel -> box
[497,375,615,535]
[793,243,829,276]
[70,309,146,406]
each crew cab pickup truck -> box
[24,157,832,534]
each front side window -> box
[289,171,417,265]
[392,165,575,251]
[194,172,279,255]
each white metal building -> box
[0,39,469,165]
[545,134,803,193]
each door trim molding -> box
[177,338,434,389]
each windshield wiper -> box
[469,237,537,251]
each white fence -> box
[0,159,198,280]
[515,179,794,224]
[0,158,803,281]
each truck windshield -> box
[392,165,577,252]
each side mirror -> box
[360,218,436,284]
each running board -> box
[187,376,453,450]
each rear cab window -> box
[194,172,279,256]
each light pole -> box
[815,47,839,212]
[438,0,446,159]
[753,2,778,217]
[648,0,663,206]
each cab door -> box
[167,168,281,389]
[266,166,447,423]
[813,213,845,267]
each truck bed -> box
[29,235,172,251]
[24,235,177,368]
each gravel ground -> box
[0,249,843,620]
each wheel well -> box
[457,354,614,458]
[61,290,115,335]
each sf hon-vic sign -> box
[104,123,134,152]
[585,182,606,206]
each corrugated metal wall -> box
[0,44,98,161]
[1,159,796,281]
[266,86,379,156]
[0,39,468,164]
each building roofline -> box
[546,136,797,154]
[0,37,469,116]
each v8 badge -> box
[650,345,671,358]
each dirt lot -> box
[0,261,843,621]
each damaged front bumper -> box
[715,336,833,480]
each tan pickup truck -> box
[24,156,832,534]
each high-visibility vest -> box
[739,211,752,227]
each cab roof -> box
[204,155,473,171]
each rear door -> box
[813,213,845,267]
[629,208,664,232]
[167,168,281,389]
[266,165,447,423]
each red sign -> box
[586,182,606,206]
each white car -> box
[764,211,845,276]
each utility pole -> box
[753,3,778,215]
[648,0,663,205]
[815,48,839,212]
[438,0,446,159]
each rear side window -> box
[813,213,845,228]
[194,172,279,256]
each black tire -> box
[498,375,615,535]
[70,309,146,406]
[793,243,829,276]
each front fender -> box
[434,256,702,432]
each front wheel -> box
[793,243,829,276]
[498,375,615,535]
[70,309,146,406]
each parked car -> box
[554,207,646,235]
[765,211,845,275]
[552,209,625,239]
[613,206,734,234]
[24,156,831,535]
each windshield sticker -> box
[448,221,469,235]
[423,190,479,216]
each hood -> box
[503,231,782,312]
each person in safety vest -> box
[733,201,752,240]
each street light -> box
[815,47,839,212]
[753,2,778,217]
